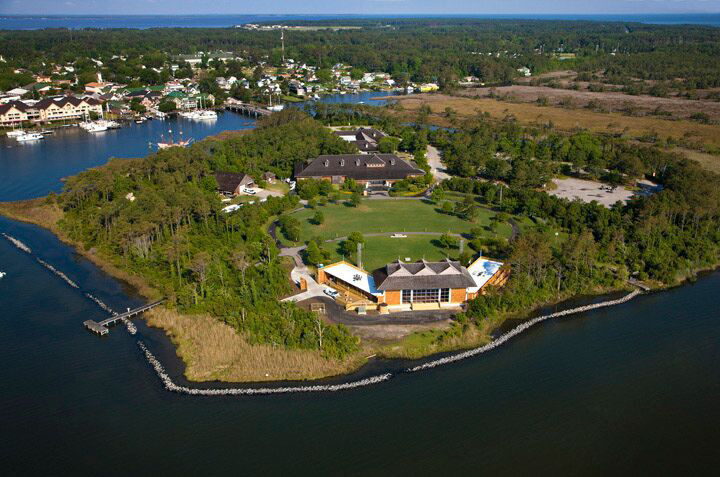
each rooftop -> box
[374,259,477,291]
[296,154,424,181]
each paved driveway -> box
[427,145,451,181]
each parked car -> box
[243,188,257,195]
[390,233,407,238]
[323,288,340,299]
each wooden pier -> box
[84,299,165,336]
[225,102,273,117]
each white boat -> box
[179,111,197,119]
[85,122,108,132]
[99,119,121,129]
[157,129,192,149]
[6,129,25,138]
[16,132,44,141]
[267,105,284,112]
[0,271,6,279]
[193,110,217,120]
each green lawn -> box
[293,199,512,242]
[321,235,460,271]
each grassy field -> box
[292,199,512,242]
[388,93,720,148]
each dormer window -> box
[324,159,329,167]
[340,159,345,167]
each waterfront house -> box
[215,172,255,196]
[0,101,29,125]
[317,257,508,312]
[34,96,103,122]
[295,153,424,187]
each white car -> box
[391,233,407,238]
[323,288,340,299]
[243,188,257,195]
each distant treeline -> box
[2,19,720,89]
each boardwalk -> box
[225,102,272,117]
[84,299,165,336]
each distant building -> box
[295,153,424,187]
[0,101,29,125]
[333,127,387,153]
[215,172,255,196]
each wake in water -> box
[1,232,32,253]
[138,290,642,396]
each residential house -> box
[34,96,103,122]
[0,101,29,125]
[215,172,255,196]
[333,127,387,153]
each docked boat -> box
[0,271,6,279]
[16,132,44,141]
[193,109,217,120]
[85,122,108,133]
[6,129,25,138]
[267,104,285,112]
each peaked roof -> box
[296,154,424,181]
[214,172,254,192]
[375,259,476,291]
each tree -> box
[349,192,362,207]
[438,232,459,250]
[158,100,176,113]
[306,240,324,265]
[312,210,324,225]
[378,136,401,153]
[190,251,211,300]
[431,187,445,203]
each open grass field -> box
[388,93,720,148]
[291,199,512,242]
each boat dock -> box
[225,102,273,117]
[84,299,165,336]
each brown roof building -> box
[215,172,255,195]
[295,153,424,186]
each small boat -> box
[16,132,44,141]
[6,129,25,138]
[135,117,146,124]
[157,129,192,149]
[0,271,6,279]
[85,122,108,133]
[267,104,284,112]
[39,129,54,135]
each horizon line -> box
[2,12,720,17]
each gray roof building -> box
[374,259,477,291]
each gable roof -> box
[374,259,477,291]
[214,172,254,193]
[0,101,28,115]
[296,154,423,181]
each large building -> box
[215,172,255,196]
[317,257,508,312]
[0,97,103,125]
[295,153,424,187]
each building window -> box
[402,289,412,304]
[411,288,440,303]
[440,288,450,302]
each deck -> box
[84,299,165,336]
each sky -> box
[1,0,720,15]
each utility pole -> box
[357,242,363,269]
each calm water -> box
[1,14,720,29]
[0,91,392,201]
[0,91,719,474]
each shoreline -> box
[2,195,717,386]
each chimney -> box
[356,159,360,166]
[390,158,395,166]
[324,159,329,167]
[340,159,345,167]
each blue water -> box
[1,14,719,30]
[0,89,718,474]
[0,91,392,202]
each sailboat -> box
[6,124,25,137]
[193,94,217,120]
[267,92,284,112]
[157,129,192,149]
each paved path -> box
[299,296,455,325]
[325,231,465,243]
[427,145,451,182]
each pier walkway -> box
[84,299,165,336]
[225,102,272,117]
